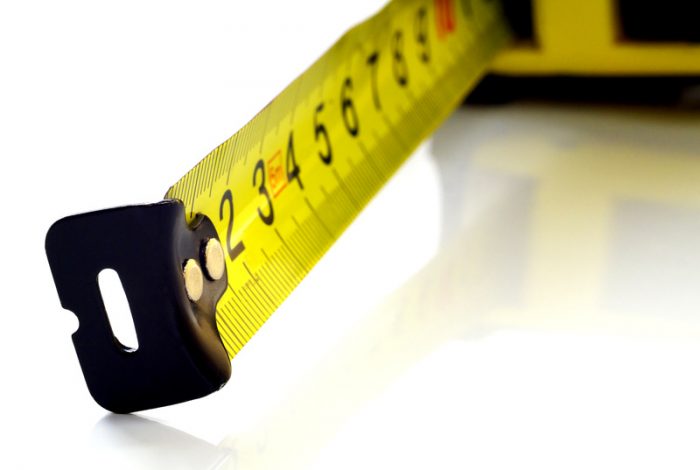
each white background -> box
[2,0,700,469]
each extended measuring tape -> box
[46,0,511,413]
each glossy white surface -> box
[2,0,700,468]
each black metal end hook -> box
[45,200,231,413]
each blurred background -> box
[1,0,699,468]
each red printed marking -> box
[435,0,456,39]
[267,150,287,198]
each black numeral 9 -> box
[415,7,430,63]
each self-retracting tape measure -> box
[46,0,511,413]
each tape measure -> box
[46,0,511,412]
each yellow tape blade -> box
[165,0,511,358]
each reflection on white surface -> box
[87,415,230,470]
[91,104,700,469]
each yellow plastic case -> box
[494,0,700,75]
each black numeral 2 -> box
[219,189,246,262]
